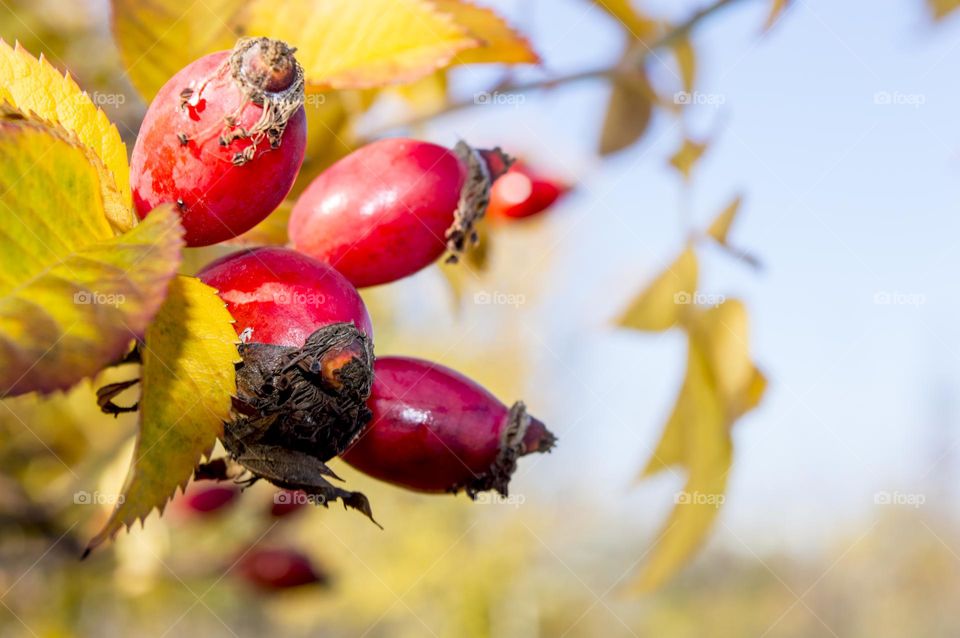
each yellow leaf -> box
[591,0,659,41]
[86,276,239,553]
[706,195,742,245]
[246,0,480,90]
[432,0,539,64]
[0,41,132,227]
[392,71,449,114]
[618,248,698,331]
[631,300,766,592]
[599,65,654,155]
[673,37,697,94]
[0,111,183,397]
[229,199,293,246]
[764,0,790,29]
[110,0,246,102]
[668,137,708,180]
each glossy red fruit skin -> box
[289,138,467,288]
[197,247,372,346]
[181,484,239,515]
[236,548,325,590]
[487,161,569,221]
[341,357,552,494]
[131,49,307,247]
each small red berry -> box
[131,38,307,246]
[179,483,239,516]
[341,356,555,495]
[487,161,570,221]
[270,490,307,517]
[236,548,327,590]
[197,246,373,346]
[289,138,512,287]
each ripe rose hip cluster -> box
[130,37,557,523]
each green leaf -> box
[86,276,240,553]
[0,111,183,397]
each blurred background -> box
[3,0,960,635]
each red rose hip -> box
[487,161,570,221]
[236,548,327,590]
[197,246,372,346]
[341,356,555,496]
[131,37,307,246]
[197,247,377,523]
[289,138,512,287]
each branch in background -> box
[380,0,747,132]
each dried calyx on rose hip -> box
[131,37,307,247]
[195,247,378,524]
[341,357,556,496]
[289,138,513,288]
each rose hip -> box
[236,548,327,590]
[131,37,307,246]
[487,161,570,221]
[341,356,555,495]
[288,138,512,287]
[196,246,372,346]
[179,484,239,516]
[197,247,377,523]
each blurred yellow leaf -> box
[229,199,293,246]
[591,0,659,40]
[0,40,132,226]
[673,37,697,94]
[438,221,490,310]
[432,0,539,64]
[0,111,182,397]
[599,65,654,155]
[706,195,742,245]
[632,299,766,592]
[669,137,708,180]
[110,0,244,102]
[393,71,449,113]
[764,0,790,29]
[86,276,239,553]
[246,0,479,89]
[618,248,698,331]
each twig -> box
[376,0,748,132]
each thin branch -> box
[376,0,748,132]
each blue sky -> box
[377,0,960,549]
